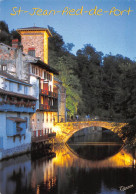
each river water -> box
[0,128,136,194]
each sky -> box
[0,0,136,60]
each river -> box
[0,127,136,194]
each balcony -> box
[39,104,58,112]
[48,91,58,98]
[32,132,56,143]
[40,89,48,96]
[40,89,58,98]
[0,100,36,113]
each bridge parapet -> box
[53,121,127,143]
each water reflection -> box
[0,128,136,194]
[67,128,123,161]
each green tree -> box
[76,44,103,115]
[55,56,82,116]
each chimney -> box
[12,39,19,48]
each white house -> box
[0,71,37,160]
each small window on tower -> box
[28,48,35,57]
[1,64,7,71]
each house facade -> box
[17,27,59,139]
[0,25,66,159]
[0,71,36,160]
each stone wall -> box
[54,78,66,123]
[53,121,127,143]
[0,43,31,83]
[0,143,31,160]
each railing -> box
[0,100,36,109]
[40,89,58,98]
[39,104,50,111]
[39,104,58,112]
[50,105,58,112]
[0,100,36,113]
[48,91,58,98]
[31,132,56,143]
[48,132,56,137]
[40,89,48,96]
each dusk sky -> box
[0,0,136,60]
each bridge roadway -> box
[53,121,127,143]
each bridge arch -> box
[53,121,127,143]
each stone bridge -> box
[53,121,127,143]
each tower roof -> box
[17,26,52,36]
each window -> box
[42,113,44,123]
[28,48,35,57]
[32,66,35,74]
[24,117,28,128]
[1,64,7,71]
[47,73,49,80]
[24,86,28,94]
[39,69,42,77]
[36,68,39,76]
[49,85,52,91]
[18,84,22,91]
[46,113,48,122]
[49,99,52,106]
[44,71,47,79]
[9,82,13,92]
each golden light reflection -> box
[31,143,134,193]
[52,144,134,168]
[36,185,40,194]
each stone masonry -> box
[53,121,127,143]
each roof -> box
[17,26,52,37]
[7,117,26,122]
[0,71,32,86]
[0,43,16,50]
[0,43,59,75]
[0,88,37,101]
[31,60,59,75]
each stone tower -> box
[17,27,51,64]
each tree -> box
[76,44,103,115]
[54,56,82,116]
[0,21,11,45]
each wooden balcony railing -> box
[39,104,58,112]
[48,91,58,98]
[40,89,48,96]
[39,104,50,111]
[40,89,58,98]
[0,100,36,109]
[32,132,56,143]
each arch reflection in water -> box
[67,127,123,161]
[0,143,135,194]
